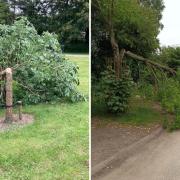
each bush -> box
[138,75,180,131]
[0,17,84,104]
[138,82,156,100]
[157,78,180,113]
[163,109,180,131]
[159,73,180,131]
[100,68,133,114]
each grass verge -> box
[92,98,165,127]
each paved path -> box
[95,131,180,180]
[92,126,154,167]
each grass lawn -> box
[0,54,89,179]
[92,98,165,127]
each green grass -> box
[0,54,89,180]
[119,104,163,126]
[92,98,164,127]
[68,55,89,95]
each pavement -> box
[93,130,180,180]
[92,125,157,167]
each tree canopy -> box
[92,0,164,76]
[0,0,12,24]
[0,0,89,52]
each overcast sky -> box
[158,0,180,46]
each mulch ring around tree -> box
[0,114,34,132]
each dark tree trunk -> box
[108,0,126,79]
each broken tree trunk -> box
[119,48,125,71]
[4,68,13,123]
[110,33,121,79]
[109,0,123,79]
[125,51,176,75]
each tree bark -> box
[110,33,121,78]
[4,68,13,123]
[109,0,122,79]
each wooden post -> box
[17,101,22,120]
[4,68,13,123]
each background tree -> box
[153,46,180,70]
[5,0,89,52]
[0,0,12,24]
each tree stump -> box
[4,68,13,123]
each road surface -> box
[95,131,180,180]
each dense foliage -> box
[154,46,180,70]
[0,17,84,104]
[0,0,89,52]
[92,0,164,76]
[0,0,12,24]
[136,65,180,131]
[91,0,180,131]
[142,47,180,114]
[92,0,164,114]
[100,69,132,113]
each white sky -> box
[158,0,180,46]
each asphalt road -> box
[96,131,180,180]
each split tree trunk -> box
[4,68,13,123]
[109,0,123,79]
[110,33,121,78]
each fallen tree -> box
[125,51,176,75]
[0,17,84,104]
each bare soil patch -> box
[0,114,34,131]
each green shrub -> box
[175,68,180,84]
[164,109,180,131]
[157,78,180,113]
[0,17,84,104]
[137,74,180,131]
[138,82,156,100]
[162,116,169,130]
[100,68,133,114]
